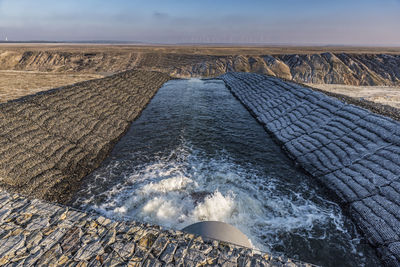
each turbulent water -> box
[71,79,380,266]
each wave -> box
[73,143,351,252]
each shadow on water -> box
[70,79,381,266]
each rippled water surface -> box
[71,79,380,266]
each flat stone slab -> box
[220,72,400,266]
[0,190,311,266]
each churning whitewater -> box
[71,79,379,266]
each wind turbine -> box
[5,36,7,41]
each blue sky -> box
[0,0,399,45]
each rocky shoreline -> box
[0,190,311,266]
[220,72,400,266]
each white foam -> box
[192,191,236,221]
[187,78,204,83]
[76,144,348,251]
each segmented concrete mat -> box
[220,72,400,266]
[0,70,170,203]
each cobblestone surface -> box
[0,70,170,203]
[0,190,312,266]
[220,72,400,266]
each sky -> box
[0,0,399,45]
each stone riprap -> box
[0,190,311,266]
[0,69,170,203]
[220,72,400,266]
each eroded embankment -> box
[1,49,400,85]
[0,69,170,203]
[220,72,400,266]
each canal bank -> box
[220,72,400,266]
[0,69,170,203]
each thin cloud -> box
[153,11,169,19]
[0,0,399,45]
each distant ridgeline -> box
[220,72,400,266]
[0,49,400,85]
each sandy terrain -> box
[1,43,400,55]
[0,70,104,103]
[307,83,400,109]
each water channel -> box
[70,79,380,266]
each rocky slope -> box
[0,190,309,266]
[1,49,400,86]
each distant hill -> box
[0,45,399,85]
[0,40,145,44]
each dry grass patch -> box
[0,70,104,102]
[306,83,400,109]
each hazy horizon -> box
[1,0,399,46]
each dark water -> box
[71,79,380,266]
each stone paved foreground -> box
[220,72,400,266]
[0,70,170,203]
[0,190,310,266]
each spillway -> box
[70,78,380,266]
